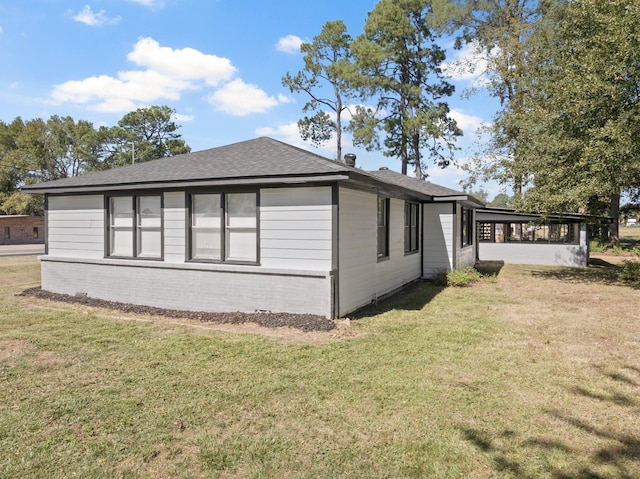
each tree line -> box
[0,106,190,215]
[283,0,640,243]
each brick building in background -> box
[0,216,45,245]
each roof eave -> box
[21,172,351,195]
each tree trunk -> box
[608,192,620,246]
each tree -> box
[514,0,640,244]
[282,20,356,162]
[0,106,191,215]
[97,105,191,169]
[439,0,543,197]
[350,0,461,178]
[489,193,511,208]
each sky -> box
[0,0,501,196]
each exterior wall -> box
[40,258,333,317]
[47,195,104,258]
[454,204,476,269]
[0,216,44,245]
[41,187,336,317]
[260,186,333,271]
[163,191,186,263]
[422,203,455,278]
[478,224,588,267]
[338,187,421,316]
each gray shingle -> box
[366,168,467,197]
[23,137,351,192]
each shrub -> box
[619,260,640,284]
[434,266,483,287]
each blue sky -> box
[0,0,500,195]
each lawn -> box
[1,251,639,477]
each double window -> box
[189,192,258,264]
[404,202,419,253]
[108,195,162,259]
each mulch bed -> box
[19,287,336,333]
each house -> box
[476,207,590,267]
[22,137,482,319]
[0,215,45,246]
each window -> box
[3,227,9,239]
[33,227,39,239]
[189,192,258,264]
[377,197,390,259]
[404,202,419,253]
[108,195,162,259]
[479,222,578,244]
[461,206,473,247]
[478,222,493,242]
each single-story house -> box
[0,215,45,246]
[476,207,590,267]
[22,137,483,318]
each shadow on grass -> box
[458,366,640,479]
[528,257,628,286]
[348,281,445,319]
[474,260,505,276]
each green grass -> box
[1,254,639,478]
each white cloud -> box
[207,79,280,116]
[256,122,300,142]
[173,113,194,122]
[9,82,20,89]
[449,108,486,136]
[50,37,284,116]
[50,38,240,112]
[276,35,304,54]
[72,5,121,26]
[127,37,235,86]
[0,26,4,34]
[441,41,499,87]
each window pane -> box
[227,193,256,228]
[226,230,257,262]
[377,198,388,257]
[225,193,257,263]
[111,197,133,227]
[111,228,133,256]
[192,228,222,260]
[138,196,161,227]
[110,197,133,256]
[191,194,222,260]
[193,194,221,227]
[138,228,161,257]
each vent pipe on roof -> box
[379,167,389,170]
[344,153,356,167]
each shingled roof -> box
[22,137,353,193]
[368,169,484,206]
[22,137,480,205]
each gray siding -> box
[41,258,333,317]
[338,187,421,316]
[260,186,333,271]
[47,195,104,259]
[422,203,454,278]
[163,191,186,263]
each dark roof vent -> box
[379,166,389,171]
[344,153,356,167]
